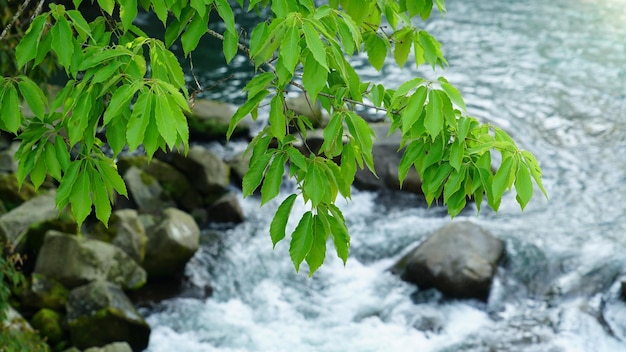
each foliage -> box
[0,242,26,322]
[0,0,547,275]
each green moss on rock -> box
[31,308,64,344]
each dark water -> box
[144,1,626,351]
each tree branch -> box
[0,0,33,42]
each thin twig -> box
[30,0,46,22]
[0,0,33,42]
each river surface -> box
[143,0,626,351]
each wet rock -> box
[123,166,176,213]
[84,342,133,352]
[0,192,58,247]
[396,221,503,301]
[66,280,150,351]
[170,146,230,200]
[20,273,69,311]
[226,150,250,187]
[34,231,146,290]
[207,192,244,224]
[501,237,557,297]
[547,259,623,301]
[188,99,253,140]
[88,209,148,264]
[143,208,200,279]
[31,308,65,345]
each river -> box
[142,0,626,351]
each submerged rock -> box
[396,221,503,301]
[66,280,150,351]
[34,231,146,290]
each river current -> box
[143,0,626,351]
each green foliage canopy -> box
[0,0,547,275]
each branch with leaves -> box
[0,0,546,276]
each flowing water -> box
[143,0,626,351]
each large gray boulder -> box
[0,141,19,173]
[396,221,503,301]
[207,192,244,224]
[0,191,57,246]
[19,273,69,311]
[123,166,176,213]
[66,280,150,351]
[187,99,253,140]
[88,209,148,264]
[170,146,230,200]
[143,208,200,279]
[34,231,146,290]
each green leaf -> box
[392,77,425,103]
[151,0,169,25]
[393,28,413,67]
[521,150,548,198]
[96,159,128,197]
[327,205,349,264]
[515,162,533,210]
[243,152,273,197]
[154,94,178,148]
[271,0,289,17]
[181,13,208,56]
[16,15,47,68]
[51,17,74,68]
[92,172,112,226]
[1,86,21,133]
[434,0,447,13]
[321,112,344,157]
[419,30,443,68]
[269,194,298,248]
[303,161,326,207]
[126,91,153,151]
[261,154,286,205]
[56,161,81,209]
[439,78,467,112]
[279,25,301,76]
[302,52,327,102]
[269,95,286,141]
[227,90,270,139]
[120,0,138,32]
[44,143,62,181]
[449,139,464,171]
[67,10,91,41]
[286,147,307,171]
[492,156,514,203]
[70,168,92,226]
[306,215,327,276]
[424,89,443,137]
[30,148,47,190]
[215,0,237,35]
[103,82,143,125]
[398,141,426,187]
[243,72,275,99]
[106,117,127,157]
[54,135,71,171]
[223,30,239,64]
[364,33,388,71]
[401,86,427,135]
[443,167,465,204]
[302,21,328,69]
[341,141,357,185]
[97,0,115,15]
[289,211,313,272]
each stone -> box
[34,231,146,290]
[0,141,19,173]
[0,192,58,247]
[20,273,69,311]
[207,193,244,224]
[66,280,150,351]
[396,221,503,301]
[0,173,38,210]
[170,146,230,199]
[143,208,200,279]
[285,94,329,128]
[123,166,176,213]
[88,209,148,264]
[84,342,133,352]
[31,308,64,345]
[187,99,253,140]
[1,306,49,351]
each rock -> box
[285,94,329,128]
[1,306,50,351]
[396,221,503,301]
[170,146,230,200]
[0,141,19,173]
[226,150,250,187]
[20,273,69,311]
[187,99,253,140]
[501,237,557,297]
[117,156,202,212]
[353,123,422,194]
[547,259,623,301]
[123,166,176,213]
[84,342,133,352]
[0,192,58,247]
[143,208,200,279]
[88,209,148,264]
[207,192,244,224]
[34,231,146,290]
[66,280,150,351]
[31,308,64,345]
[0,173,38,211]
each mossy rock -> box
[31,308,65,345]
[0,306,50,352]
[20,273,69,311]
[0,173,37,211]
[25,210,77,255]
[187,99,252,140]
[88,209,148,264]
